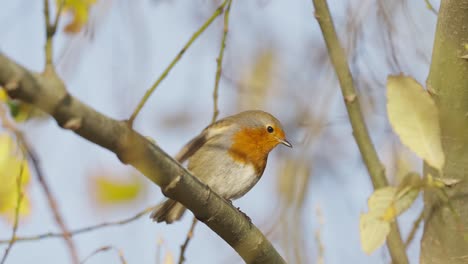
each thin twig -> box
[311,0,408,263]
[44,0,54,70]
[43,0,64,72]
[211,0,232,123]
[0,104,80,264]
[178,217,198,264]
[81,246,127,264]
[314,205,325,264]
[0,149,25,264]
[52,0,65,34]
[0,206,156,244]
[128,0,230,126]
[44,0,50,26]
[27,145,80,264]
[424,0,438,15]
[405,209,424,249]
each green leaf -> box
[387,75,445,170]
[359,213,391,254]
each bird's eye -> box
[267,126,274,133]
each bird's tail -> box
[150,199,187,224]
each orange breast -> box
[228,127,278,175]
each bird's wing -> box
[174,132,207,163]
[174,121,232,163]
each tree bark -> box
[421,1,468,263]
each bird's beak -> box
[279,138,292,148]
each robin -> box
[150,110,292,223]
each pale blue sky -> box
[0,0,438,263]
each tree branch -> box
[422,0,468,263]
[311,0,408,263]
[0,53,286,264]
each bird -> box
[150,110,292,224]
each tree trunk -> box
[421,1,468,263]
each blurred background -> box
[0,0,439,263]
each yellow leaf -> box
[91,174,144,205]
[359,213,391,254]
[381,206,397,221]
[59,0,97,33]
[368,187,396,216]
[392,186,420,219]
[393,148,415,185]
[0,133,32,222]
[367,174,421,223]
[397,172,422,192]
[387,75,445,170]
[0,88,7,102]
[0,193,31,222]
[0,134,31,186]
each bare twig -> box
[28,147,80,264]
[405,209,424,249]
[211,0,232,123]
[0,105,79,264]
[81,246,126,264]
[311,0,408,263]
[52,0,65,34]
[0,206,156,244]
[0,148,25,264]
[128,0,230,126]
[424,0,438,15]
[44,0,64,71]
[44,0,54,70]
[314,206,325,264]
[178,217,198,264]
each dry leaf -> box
[387,75,445,170]
[359,212,390,254]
